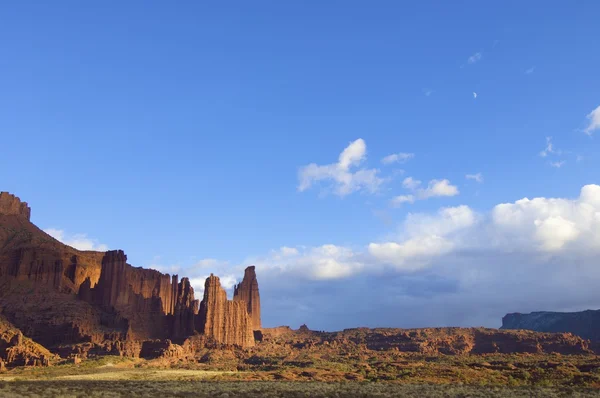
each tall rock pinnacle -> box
[233,266,261,330]
[197,274,255,347]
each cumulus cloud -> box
[419,179,460,198]
[399,177,460,203]
[465,173,483,183]
[370,205,476,270]
[249,245,366,280]
[298,138,384,196]
[491,185,600,251]
[162,185,600,330]
[584,105,600,136]
[381,152,414,165]
[44,228,108,251]
[468,52,482,64]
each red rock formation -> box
[0,192,31,220]
[1,314,55,367]
[171,277,199,339]
[84,250,199,341]
[197,274,254,347]
[233,265,261,330]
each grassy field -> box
[1,380,599,397]
[1,356,600,397]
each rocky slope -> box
[0,314,55,368]
[502,310,600,341]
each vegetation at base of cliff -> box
[2,353,600,388]
[0,381,599,398]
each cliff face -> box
[501,310,600,341]
[232,265,261,330]
[77,250,199,341]
[0,192,31,221]
[197,274,255,347]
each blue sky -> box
[1,1,599,330]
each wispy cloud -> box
[473,92,478,99]
[550,161,566,168]
[390,195,415,207]
[467,52,482,64]
[381,152,414,165]
[539,137,561,157]
[44,228,108,251]
[298,139,384,197]
[525,66,535,74]
[423,88,433,97]
[465,173,484,183]
[584,105,600,136]
[393,177,459,206]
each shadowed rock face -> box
[197,274,255,347]
[502,310,600,341]
[233,265,261,330]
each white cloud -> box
[465,173,483,183]
[161,185,600,330]
[419,179,460,199]
[370,185,600,274]
[473,92,477,99]
[250,245,365,280]
[280,246,300,256]
[468,52,482,64]
[525,66,535,74]
[194,258,223,268]
[369,236,453,271]
[298,138,384,197]
[423,88,433,97]
[381,152,414,165]
[491,185,600,251]
[584,105,600,136]
[550,161,566,168]
[402,177,422,190]
[44,228,108,251]
[390,195,415,207]
[539,136,561,157]
[396,177,459,206]
[370,205,476,270]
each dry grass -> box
[0,380,598,397]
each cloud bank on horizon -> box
[47,130,600,331]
